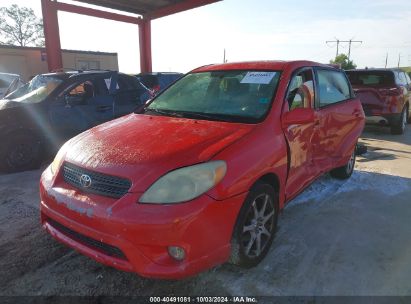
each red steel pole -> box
[139,19,152,73]
[41,0,63,72]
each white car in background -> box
[0,73,25,99]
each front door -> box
[49,78,114,141]
[282,67,317,200]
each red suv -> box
[346,69,411,134]
[40,61,364,279]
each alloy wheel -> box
[241,193,275,258]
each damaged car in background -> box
[0,70,149,172]
[0,72,25,99]
[40,60,365,279]
[346,68,411,135]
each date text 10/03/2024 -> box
[149,297,258,303]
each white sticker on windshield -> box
[241,72,276,84]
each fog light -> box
[168,246,186,261]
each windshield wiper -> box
[143,108,184,118]
[174,111,242,122]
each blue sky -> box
[3,0,411,73]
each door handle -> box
[96,105,112,112]
[352,109,361,117]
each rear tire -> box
[330,148,356,180]
[229,183,279,268]
[391,106,407,135]
[0,132,42,173]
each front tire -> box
[229,183,279,268]
[330,147,356,180]
[0,132,42,173]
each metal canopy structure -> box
[41,0,221,73]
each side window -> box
[115,76,146,105]
[396,72,407,86]
[66,81,95,104]
[317,70,351,107]
[405,73,411,85]
[286,68,315,110]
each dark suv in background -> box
[0,70,148,172]
[346,68,411,134]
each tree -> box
[330,53,357,70]
[0,4,45,47]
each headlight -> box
[50,154,63,175]
[139,161,227,204]
[50,141,70,174]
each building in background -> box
[0,45,118,81]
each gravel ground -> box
[0,125,410,297]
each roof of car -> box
[39,70,133,80]
[192,60,332,73]
[136,72,183,76]
[346,68,401,72]
[0,72,20,77]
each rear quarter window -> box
[395,71,407,86]
[317,69,351,107]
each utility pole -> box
[398,53,401,68]
[326,38,362,59]
[223,49,227,63]
[385,53,388,68]
[326,38,340,57]
[347,39,362,60]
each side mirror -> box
[282,108,315,127]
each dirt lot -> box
[0,125,410,296]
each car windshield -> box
[144,70,281,123]
[5,75,63,103]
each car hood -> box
[0,99,22,110]
[64,113,255,192]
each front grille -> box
[63,162,131,199]
[48,218,127,260]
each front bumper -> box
[40,166,246,279]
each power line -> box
[326,38,363,59]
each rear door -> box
[313,68,363,171]
[283,67,317,199]
[113,75,146,118]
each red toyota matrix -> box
[40,61,365,279]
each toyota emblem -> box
[79,174,92,188]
